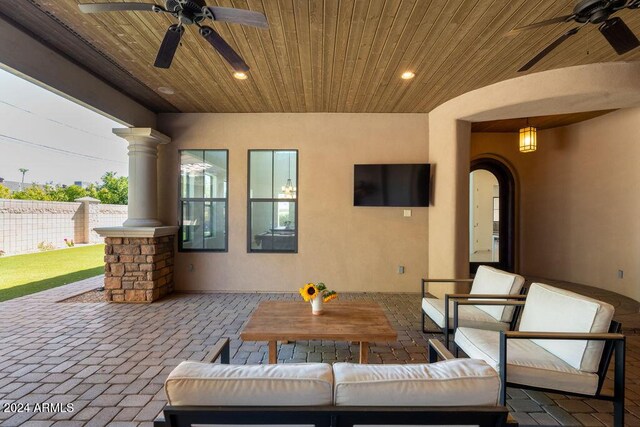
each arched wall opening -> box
[427,62,640,299]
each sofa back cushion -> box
[333,359,500,406]
[519,283,614,372]
[165,362,333,406]
[471,266,525,322]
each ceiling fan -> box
[78,0,268,71]
[508,0,640,72]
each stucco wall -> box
[0,199,127,254]
[471,107,640,302]
[157,113,429,293]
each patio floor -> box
[0,276,639,427]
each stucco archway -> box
[426,62,640,297]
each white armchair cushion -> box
[470,266,525,322]
[455,327,599,396]
[333,360,500,406]
[519,283,614,372]
[165,362,333,406]
[422,298,510,331]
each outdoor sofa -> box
[154,338,516,427]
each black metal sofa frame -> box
[154,338,516,427]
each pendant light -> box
[519,118,537,153]
[281,152,296,198]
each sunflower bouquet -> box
[299,282,338,303]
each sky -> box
[0,67,128,185]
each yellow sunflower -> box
[299,283,318,302]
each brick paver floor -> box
[0,275,639,426]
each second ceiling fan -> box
[509,0,640,71]
[78,0,268,72]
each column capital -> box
[112,127,171,145]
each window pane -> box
[274,151,297,199]
[204,151,227,198]
[250,201,296,252]
[181,201,204,249]
[204,202,226,250]
[181,150,204,198]
[181,201,227,250]
[249,151,273,199]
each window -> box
[179,150,228,251]
[248,150,298,253]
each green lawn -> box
[0,244,104,302]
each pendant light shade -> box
[519,125,537,153]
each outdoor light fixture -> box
[233,72,248,80]
[401,71,415,80]
[519,120,537,153]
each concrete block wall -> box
[0,199,127,254]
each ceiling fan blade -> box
[205,6,268,29]
[599,17,640,54]
[628,0,640,9]
[78,2,159,13]
[199,26,250,72]
[518,27,580,72]
[154,25,183,69]
[507,15,575,37]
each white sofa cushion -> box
[165,362,333,406]
[455,327,599,396]
[333,360,500,407]
[519,283,614,372]
[470,266,525,322]
[422,298,510,331]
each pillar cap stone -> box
[113,127,171,144]
[75,196,101,203]
[94,226,178,238]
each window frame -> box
[178,149,229,253]
[247,149,299,254]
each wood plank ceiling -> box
[471,110,617,132]
[2,1,640,113]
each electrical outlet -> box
[617,270,624,279]
[398,266,405,274]
[403,209,412,217]
[189,264,195,272]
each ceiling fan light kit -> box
[509,0,640,71]
[78,0,268,73]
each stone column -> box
[113,128,171,227]
[95,127,178,303]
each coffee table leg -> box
[268,341,277,364]
[359,342,369,364]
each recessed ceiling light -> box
[233,72,248,80]
[401,71,415,80]
[158,86,175,95]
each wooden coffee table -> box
[241,301,397,364]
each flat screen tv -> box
[354,163,430,207]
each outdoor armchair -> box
[421,265,526,347]
[453,283,625,425]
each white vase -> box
[310,296,324,315]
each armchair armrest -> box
[497,330,626,405]
[502,331,625,341]
[445,293,527,300]
[421,278,473,297]
[449,299,526,337]
[428,339,455,363]
[204,338,230,364]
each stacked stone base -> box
[103,236,174,303]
